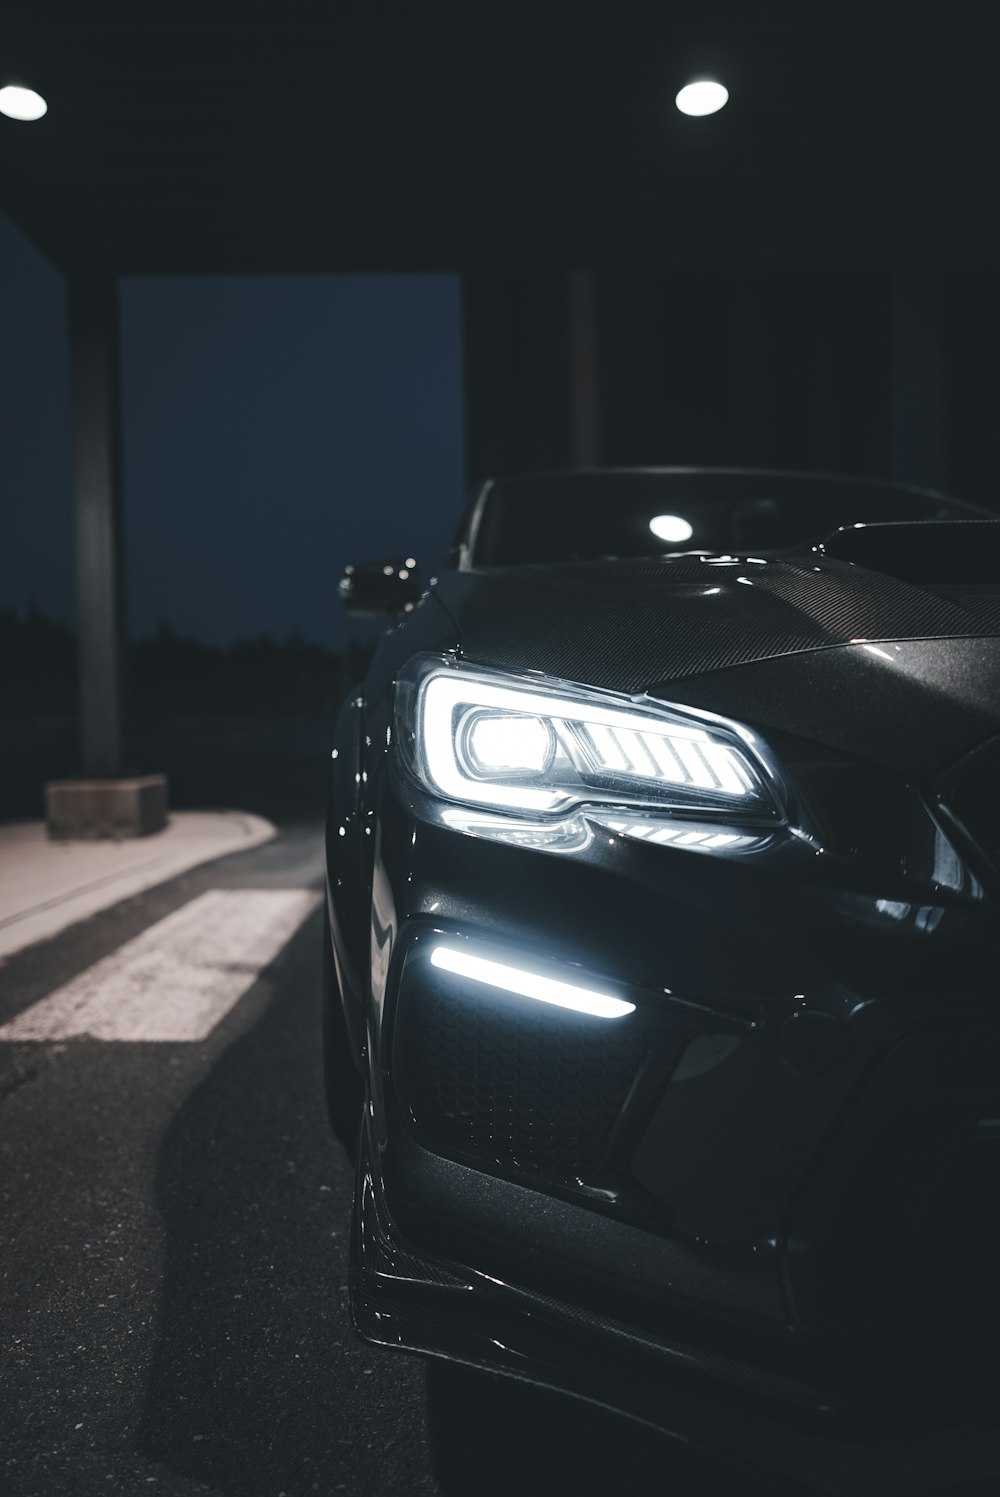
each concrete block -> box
[45,775,169,840]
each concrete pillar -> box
[461,275,513,488]
[68,274,127,777]
[461,275,572,484]
[891,271,946,490]
[568,272,600,467]
[597,276,662,465]
[729,277,774,468]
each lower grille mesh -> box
[395,964,647,1189]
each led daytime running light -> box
[430,944,635,1019]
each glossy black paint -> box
[324,470,1000,1486]
[433,550,1000,692]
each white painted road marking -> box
[0,889,321,1043]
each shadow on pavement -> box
[138,911,439,1497]
[426,1361,777,1497]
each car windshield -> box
[468,470,978,567]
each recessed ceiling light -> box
[0,84,48,122]
[675,79,728,117]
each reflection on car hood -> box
[432,546,1000,776]
[435,550,1000,690]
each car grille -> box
[393,964,649,1190]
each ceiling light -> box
[675,79,728,117]
[0,84,48,121]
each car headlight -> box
[395,656,783,825]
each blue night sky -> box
[1,211,466,648]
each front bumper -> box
[334,742,1000,1483]
[363,907,1000,1345]
[352,1111,1000,1496]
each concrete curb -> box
[0,811,278,961]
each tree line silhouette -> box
[1,605,373,720]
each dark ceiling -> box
[2,1,999,276]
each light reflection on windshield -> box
[649,514,694,543]
[468,471,975,568]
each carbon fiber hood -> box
[433,549,1000,777]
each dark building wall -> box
[944,273,1000,511]
[461,275,572,482]
[599,276,725,468]
[461,271,998,512]
[763,275,893,480]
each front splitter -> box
[347,1117,1000,1497]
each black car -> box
[325,468,1000,1489]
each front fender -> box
[326,690,369,1063]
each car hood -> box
[432,545,1000,777]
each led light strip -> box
[430,945,636,1019]
[596,816,755,849]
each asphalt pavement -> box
[0,821,766,1497]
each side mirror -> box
[339,558,422,618]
